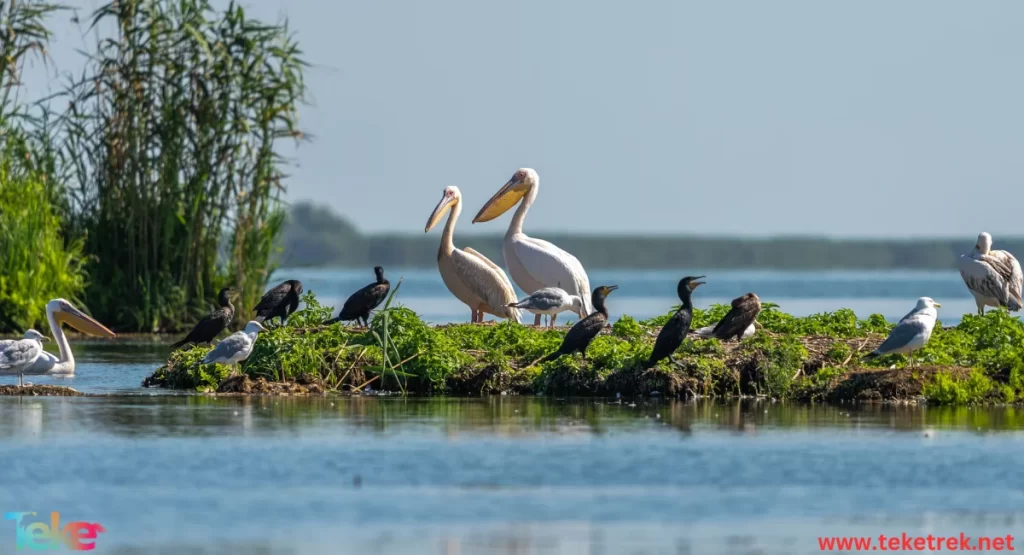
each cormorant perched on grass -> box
[326,266,390,326]
[645,276,704,368]
[253,280,303,324]
[539,285,617,363]
[710,293,762,341]
[170,287,237,350]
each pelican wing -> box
[452,248,521,322]
[512,235,593,314]
[959,251,1024,310]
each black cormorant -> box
[711,293,762,341]
[253,280,303,324]
[539,285,617,363]
[170,287,237,350]
[645,276,704,368]
[326,266,391,326]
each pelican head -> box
[243,321,267,334]
[426,186,462,232]
[23,329,47,342]
[46,299,116,338]
[916,297,942,310]
[472,168,538,223]
[975,232,993,254]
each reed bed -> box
[54,0,306,332]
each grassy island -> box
[141,290,1024,405]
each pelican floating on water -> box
[865,297,940,368]
[508,287,584,329]
[0,330,47,386]
[202,321,267,373]
[958,232,1023,315]
[426,186,521,323]
[12,299,116,377]
[472,168,593,326]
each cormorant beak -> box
[691,276,706,290]
[55,303,116,338]
[425,194,457,233]
[605,285,619,294]
[472,175,528,223]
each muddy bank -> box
[0,385,84,396]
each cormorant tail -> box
[254,315,267,323]
[169,339,188,350]
[324,316,341,325]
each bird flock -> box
[2,168,1023,384]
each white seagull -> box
[201,321,266,374]
[864,297,941,368]
[507,287,585,329]
[472,168,594,326]
[0,330,47,387]
[958,232,1023,315]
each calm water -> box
[280,267,996,326]
[1,269,1021,553]
[1,388,1024,554]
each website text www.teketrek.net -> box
[819,533,1014,552]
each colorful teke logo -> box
[5,512,106,551]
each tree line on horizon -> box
[277,202,1013,270]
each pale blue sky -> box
[22,0,1024,237]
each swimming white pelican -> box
[425,186,522,323]
[472,168,593,326]
[0,330,47,386]
[20,299,116,377]
[202,321,267,373]
[958,232,1023,315]
[864,297,941,368]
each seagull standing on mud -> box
[958,232,1023,315]
[508,287,585,329]
[864,297,941,368]
[0,330,47,387]
[201,321,267,374]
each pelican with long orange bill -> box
[472,168,594,326]
[22,298,116,376]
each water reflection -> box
[2,397,1024,440]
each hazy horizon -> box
[22,0,1024,238]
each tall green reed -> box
[58,0,306,331]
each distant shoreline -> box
[280,202,1020,270]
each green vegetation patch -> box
[143,292,1024,405]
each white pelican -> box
[425,186,521,323]
[864,297,941,368]
[22,299,116,376]
[0,330,47,386]
[202,321,266,373]
[472,168,594,326]
[958,232,1023,315]
[508,287,584,329]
